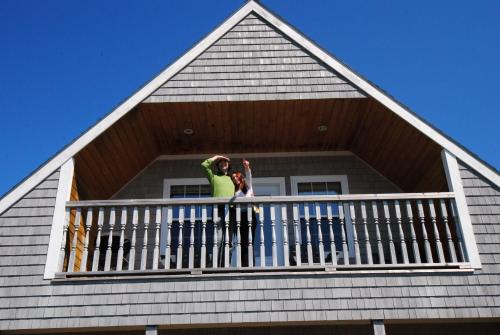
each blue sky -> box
[0,0,499,197]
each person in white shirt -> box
[231,159,257,267]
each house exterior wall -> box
[0,159,499,332]
[112,154,400,199]
[144,13,365,103]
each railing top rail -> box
[66,192,455,208]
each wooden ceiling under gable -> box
[73,98,447,200]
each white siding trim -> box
[441,150,481,269]
[43,158,74,279]
[1,0,498,217]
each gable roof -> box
[1,0,498,214]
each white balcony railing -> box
[58,192,468,277]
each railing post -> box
[338,203,349,265]
[349,202,361,265]
[281,203,290,267]
[440,199,457,263]
[270,204,278,267]
[177,206,185,269]
[394,200,409,264]
[292,203,301,267]
[360,202,372,265]
[189,206,196,269]
[164,206,172,269]
[304,204,313,266]
[259,203,265,267]
[80,208,93,272]
[383,201,397,264]
[68,208,81,272]
[372,201,385,265]
[91,207,104,271]
[315,203,325,266]
[326,203,337,266]
[428,200,445,263]
[104,207,115,271]
[129,207,138,270]
[236,204,242,268]
[224,204,230,268]
[116,207,127,271]
[141,207,150,270]
[247,204,254,268]
[212,205,219,268]
[201,205,207,269]
[417,200,433,263]
[405,201,421,264]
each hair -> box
[231,171,248,194]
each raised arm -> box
[243,159,253,190]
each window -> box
[291,175,354,260]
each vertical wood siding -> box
[144,13,365,103]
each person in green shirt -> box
[201,155,234,266]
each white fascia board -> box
[44,158,74,279]
[1,0,498,215]
[0,2,256,215]
[251,1,500,187]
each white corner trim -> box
[441,150,481,269]
[44,158,75,279]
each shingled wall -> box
[0,161,498,332]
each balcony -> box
[56,192,469,278]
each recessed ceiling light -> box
[183,128,194,135]
[318,125,328,132]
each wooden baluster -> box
[247,204,254,268]
[360,202,373,265]
[428,200,445,263]
[177,206,185,269]
[259,204,265,267]
[80,208,93,271]
[164,206,172,269]
[326,203,337,266]
[281,204,290,267]
[201,205,207,269]
[383,201,397,264]
[304,204,313,266]
[292,204,301,267]
[440,199,457,262]
[395,201,409,264]
[127,207,137,270]
[349,202,361,264]
[224,204,230,268]
[68,208,82,272]
[189,206,196,269]
[92,207,104,271]
[338,203,349,265]
[270,204,278,267]
[371,202,385,265]
[405,201,421,264]
[417,200,432,263]
[141,207,150,270]
[236,204,242,268]
[116,207,127,271]
[58,207,71,272]
[449,201,466,262]
[104,207,115,271]
[153,207,162,269]
[314,203,325,266]
[212,205,219,268]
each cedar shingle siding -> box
[0,162,499,331]
[144,13,365,103]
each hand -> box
[242,159,250,169]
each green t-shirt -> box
[201,159,234,197]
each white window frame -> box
[290,175,355,256]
